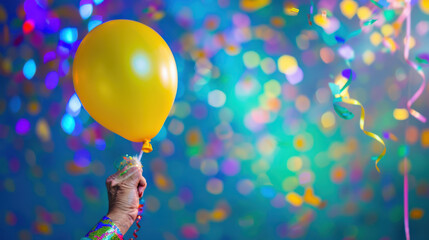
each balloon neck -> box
[142,140,153,153]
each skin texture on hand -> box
[105,166,147,234]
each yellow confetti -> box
[285,192,303,207]
[290,7,299,13]
[303,188,322,207]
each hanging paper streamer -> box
[131,202,145,240]
[403,158,410,240]
[401,0,426,123]
[329,77,386,172]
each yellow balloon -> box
[73,20,177,152]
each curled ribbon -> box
[329,78,386,172]
[400,0,427,123]
[339,97,386,172]
[130,203,144,240]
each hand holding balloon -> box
[106,165,147,234]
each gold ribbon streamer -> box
[340,97,386,172]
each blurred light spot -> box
[370,32,383,46]
[206,178,223,195]
[257,135,277,155]
[45,71,59,90]
[393,108,409,120]
[416,21,429,35]
[264,80,281,97]
[293,133,313,152]
[331,166,346,183]
[61,114,75,134]
[287,156,302,172]
[22,20,35,34]
[60,28,78,44]
[132,53,150,77]
[406,126,419,144]
[36,118,51,142]
[260,186,276,198]
[34,222,52,235]
[79,4,93,19]
[5,212,17,226]
[243,51,260,69]
[295,95,310,112]
[313,14,329,27]
[208,90,226,108]
[95,139,106,150]
[357,6,371,20]
[67,94,82,117]
[23,59,36,79]
[221,158,240,176]
[181,224,199,239]
[94,0,104,5]
[285,192,303,207]
[200,159,218,176]
[278,55,298,75]
[381,24,394,37]
[16,118,30,135]
[340,0,358,19]
[362,50,375,65]
[321,111,336,128]
[74,149,91,167]
[403,36,416,49]
[320,47,335,64]
[422,129,429,148]
[338,45,354,60]
[260,57,276,74]
[299,171,314,184]
[88,18,102,31]
[236,179,254,195]
[410,208,424,220]
[168,119,184,135]
[285,67,303,85]
[145,195,160,212]
[282,176,299,191]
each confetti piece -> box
[383,131,398,142]
[290,8,299,13]
[303,188,322,207]
[364,19,377,26]
[335,36,345,44]
[416,53,429,65]
[285,192,303,207]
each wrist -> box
[107,211,134,234]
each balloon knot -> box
[142,140,153,153]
